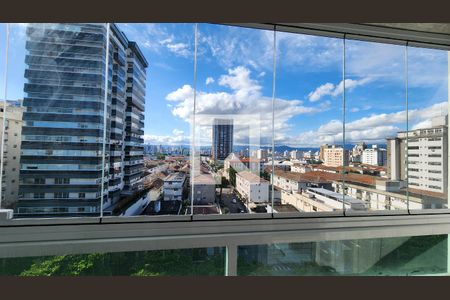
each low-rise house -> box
[163,172,188,201]
[236,171,269,203]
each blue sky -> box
[0,23,448,148]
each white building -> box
[362,145,387,166]
[163,172,187,201]
[291,164,312,173]
[236,171,269,203]
[387,115,448,194]
[193,173,216,204]
[224,153,262,180]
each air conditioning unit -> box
[0,209,14,220]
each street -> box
[219,187,248,214]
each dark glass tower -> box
[212,118,233,161]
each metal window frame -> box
[0,24,449,266]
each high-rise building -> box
[123,41,148,196]
[319,144,331,161]
[387,116,448,194]
[0,101,24,209]
[362,145,387,166]
[16,23,147,217]
[212,118,233,161]
[323,146,349,167]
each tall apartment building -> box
[123,42,147,196]
[0,101,24,209]
[212,118,233,161]
[362,145,387,166]
[323,146,349,167]
[319,144,331,161]
[387,115,448,194]
[16,23,147,217]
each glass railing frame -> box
[0,22,449,225]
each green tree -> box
[228,167,237,187]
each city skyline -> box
[0,23,447,148]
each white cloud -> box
[165,66,328,146]
[198,25,274,71]
[143,128,190,145]
[205,77,215,85]
[281,101,448,147]
[307,77,372,102]
[118,23,193,58]
[166,84,194,102]
[165,42,190,57]
[308,83,335,102]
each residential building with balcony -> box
[387,115,448,194]
[0,101,24,209]
[16,23,147,217]
[362,145,387,166]
[163,172,187,201]
[323,146,349,167]
[236,170,269,203]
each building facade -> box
[236,171,269,203]
[0,102,24,209]
[16,23,147,217]
[323,146,349,167]
[212,118,233,161]
[362,145,387,166]
[163,172,188,201]
[387,116,448,194]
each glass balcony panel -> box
[344,39,407,214]
[406,46,449,211]
[0,247,225,276]
[273,30,345,215]
[0,23,108,218]
[237,235,448,275]
[114,23,196,217]
[192,24,275,216]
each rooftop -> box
[307,187,365,206]
[274,169,384,186]
[164,172,186,182]
[194,173,216,185]
[237,171,269,183]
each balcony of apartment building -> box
[0,23,450,276]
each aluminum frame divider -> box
[100,23,111,218]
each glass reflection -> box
[344,40,407,212]
[192,24,275,215]
[406,46,448,210]
[238,235,448,275]
[272,31,345,214]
